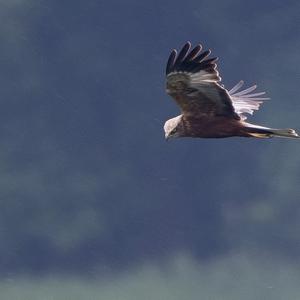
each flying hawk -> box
[164,42,299,139]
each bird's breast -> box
[182,116,243,138]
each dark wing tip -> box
[173,42,192,70]
[194,49,211,63]
[185,44,202,61]
[166,42,218,76]
[184,41,192,48]
[166,49,177,75]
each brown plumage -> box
[164,42,299,139]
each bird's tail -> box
[244,123,300,139]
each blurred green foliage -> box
[1,255,300,300]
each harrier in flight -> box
[164,42,299,139]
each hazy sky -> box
[0,0,299,276]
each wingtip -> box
[185,41,192,47]
[166,42,219,75]
[166,49,178,75]
[195,43,203,51]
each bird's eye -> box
[171,128,177,135]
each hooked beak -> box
[165,134,170,141]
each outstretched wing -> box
[166,42,269,120]
[166,42,239,119]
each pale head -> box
[164,115,182,140]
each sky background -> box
[0,0,300,299]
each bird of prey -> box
[164,42,299,140]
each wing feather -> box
[165,43,269,120]
[166,42,239,118]
[229,81,270,120]
[173,42,191,70]
[194,50,211,62]
[166,49,177,75]
[185,44,202,61]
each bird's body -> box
[164,42,299,140]
[166,115,244,138]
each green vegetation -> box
[1,255,299,300]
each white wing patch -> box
[167,69,220,86]
[189,70,221,85]
[229,80,270,120]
